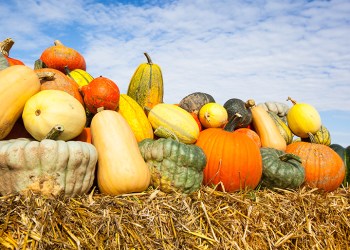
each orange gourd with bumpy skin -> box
[40,40,86,73]
[286,141,345,192]
[80,76,120,114]
[0,38,25,66]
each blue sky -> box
[2,0,350,146]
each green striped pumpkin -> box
[148,103,199,144]
[127,53,163,112]
[65,67,94,87]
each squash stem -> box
[286,96,297,105]
[144,52,153,65]
[0,38,14,56]
[36,71,56,81]
[44,125,64,140]
[279,153,302,163]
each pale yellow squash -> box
[118,94,154,142]
[0,65,41,139]
[22,90,86,141]
[148,103,200,144]
[90,110,150,195]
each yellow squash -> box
[148,103,200,144]
[118,94,154,142]
[22,90,86,141]
[251,101,287,151]
[286,97,321,138]
[0,65,41,139]
[90,110,150,195]
[127,53,163,111]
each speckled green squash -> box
[138,138,207,194]
[260,147,305,189]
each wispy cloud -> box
[2,0,350,110]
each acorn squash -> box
[223,98,254,131]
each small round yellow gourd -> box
[199,103,228,128]
[286,97,321,138]
[22,90,86,141]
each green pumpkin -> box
[260,147,305,189]
[138,138,207,194]
[223,98,254,131]
[329,144,350,186]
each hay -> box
[1,186,349,249]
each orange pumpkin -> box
[0,38,25,66]
[72,127,91,143]
[195,128,262,192]
[40,40,86,73]
[286,141,345,192]
[35,68,84,106]
[80,76,120,114]
[234,128,261,148]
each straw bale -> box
[0,185,349,249]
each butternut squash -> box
[250,100,287,151]
[0,65,41,139]
[90,110,150,195]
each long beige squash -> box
[90,110,150,195]
[0,65,41,139]
[251,102,287,151]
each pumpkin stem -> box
[144,52,153,65]
[54,40,64,46]
[307,132,317,143]
[154,126,179,142]
[34,59,47,69]
[36,71,56,81]
[286,96,297,105]
[44,124,64,140]
[223,113,242,132]
[0,38,14,56]
[245,99,256,108]
[279,153,302,164]
[97,107,105,113]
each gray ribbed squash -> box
[0,138,97,197]
[179,92,215,114]
[138,138,207,194]
[260,147,305,189]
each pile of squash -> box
[0,37,348,198]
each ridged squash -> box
[0,65,41,139]
[90,110,151,195]
[127,53,163,111]
[65,66,94,87]
[118,94,154,142]
[148,103,200,144]
[267,111,293,144]
[251,101,287,151]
